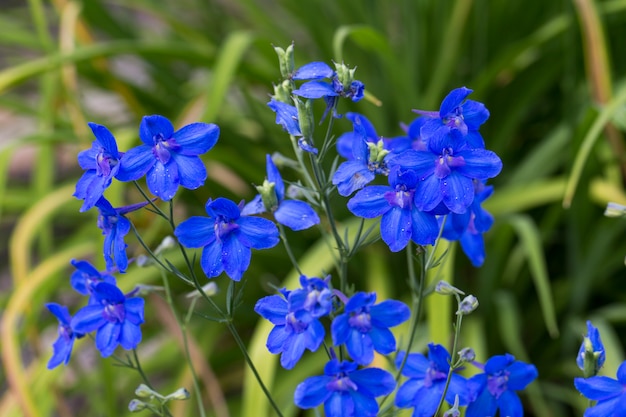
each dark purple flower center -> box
[328,375,358,392]
[423,363,448,388]
[487,369,510,399]
[384,184,414,209]
[152,133,181,164]
[59,323,73,341]
[103,302,125,323]
[348,309,372,332]
[98,213,117,234]
[214,216,239,241]
[434,147,465,179]
[443,107,468,135]
[285,312,308,333]
[96,149,118,177]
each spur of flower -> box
[466,353,538,417]
[70,259,116,302]
[294,355,395,417]
[347,166,440,251]
[74,122,123,212]
[70,282,144,358]
[117,115,219,201]
[395,344,471,417]
[254,285,326,370]
[174,197,279,281]
[242,154,319,231]
[46,303,84,369]
[331,291,410,365]
[575,360,626,417]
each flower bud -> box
[186,282,218,299]
[165,387,190,401]
[458,347,476,362]
[256,179,279,212]
[443,395,460,417]
[294,97,315,142]
[155,236,176,255]
[578,321,605,378]
[274,43,295,79]
[272,79,292,103]
[366,140,390,164]
[435,280,465,296]
[128,399,147,412]
[604,202,626,218]
[458,295,479,315]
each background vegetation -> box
[2,0,626,416]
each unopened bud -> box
[604,202,626,218]
[128,399,147,412]
[458,295,479,315]
[256,179,279,212]
[294,97,315,141]
[443,395,460,417]
[165,387,190,401]
[274,43,295,79]
[187,282,218,299]
[435,280,465,296]
[458,347,476,362]
[155,236,176,255]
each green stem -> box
[132,349,174,417]
[278,222,303,275]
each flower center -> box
[434,147,465,179]
[487,369,510,399]
[423,363,448,388]
[348,310,372,332]
[96,149,118,177]
[214,216,239,241]
[328,375,358,392]
[103,302,125,323]
[285,312,308,333]
[152,134,181,164]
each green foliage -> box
[2,0,626,416]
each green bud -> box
[274,43,295,79]
[135,383,158,399]
[294,97,315,142]
[256,179,279,212]
[272,80,292,103]
[334,62,357,90]
[165,387,191,401]
[128,399,147,412]
[366,140,390,164]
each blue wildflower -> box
[336,113,411,160]
[347,166,440,251]
[466,354,538,417]
[395,344,471,417]
[575,360,626,417]
[174,197,279,281]
[117,115,219,201]
[331,291,410,365]
[46,303,84,369]
[577,321,606,377]
[254,287,325,369]
[70,259,117,302]
[95,197,148,273]
[267,98,301,137]
[242,154,319,231]
[416,87,490,149]
[70,282,144,357]
[74,123,122,212]
[287,275,333,318]
[294,356,395,417]
[441,181,494,266]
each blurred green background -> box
[2,0,626,416]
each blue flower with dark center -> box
[575,360,626,417]
[466,354,538,417]
[395,344,470,417]
[117,115,219,200]
[294,356,395,417]
[254,288,325,369]
[71,282,144,358]
[441,180,494,266]
[416,87,490,149]
[174,197,279,281]
[331,291,410,365]
[70,259,117,303]
[287,275,333,318]
[242,154,319,231]
[267,98,302,137]
[347,166,440,251]
[577,321,606,377]
[74,123,123,212]
[46,303,84,369]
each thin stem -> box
[132,349,174,417]
[277,223,303,275]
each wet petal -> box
[175,216,216,248]
[442,172,474,214]
[347,185,391,218]
[380,207,411,252]
[117,145,154,181]
[292,61,334,80]
[275,200,320,231]
[293,81,337,99]
[171,153,206,189]
[221,235,251,281]
[440,87,472,117]
[236,216,279,249]
[200,241,224,278]
[147,160,180,201]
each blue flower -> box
[174,197,279,281]
[466,354,538,417]
[254,288,325,369]
[287,275,334,318]
[336,113,411,160]
[70,259,117,302]
[242,154,320,231]
[577,321,606,377]
[267,98,301,137]
[575,360,626,417]
[395,344,471,417]
[70,282,144,357]
[416,87,490,149]
[95,197,148,273]
[45,303,84,369]
[294,357,395,417]
[117,115,219,200]
[347,166,440,251]
[441,181,494,266]
[331,291,410,365]
[74,123,122,212]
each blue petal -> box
[241,194,265,216]
[275,200,320,231]
[117,145,154,181]
[370,300,410,327]
[336,131,358,159]
[440,87,472,117]
[325,392,354,417]
[388,150,435,178]
[395,351,429,378]
[461,99,489,130]
[221,235,251,281]
[368,326,396,354]
[460,231,486,267]
[347,113,378,142]
[236,216,279,249]
[506,361,538,390]
[447,373,471,405]
[207,197,240,219]
[347,185,392,218]
[47,303,72,325]
[617,361,626,383]
[266,325,288,353]
[414,174,442,212]
[395,379,424,408]
[171,154,206,190]
[95,322,121,357]
[584,397,624,417]
[113,216,130,273]
[408,382,443,417]
[575,376,623,400]
[172,122,219,155]
[119,321,142,350]
[292,62,334,80]
[410,208,439,246]
[455,149,503,180]
[139,115,174,145]
[200,241,224,278]
[304,319,325,351]
[265,154,285,201]
[485,354,515,373]
[88,122,119,156]
[347,328,373,365]
[465,130,486,148]
[254,295,287,324]
[175,216,216,248]
[465,386,497,417]
[380,207,412,252]
[267,99,301,136]
[48,335,74,368]
[332,161,375,197]
[71,305,106,334]
[351,367,395,397]
[349,390,380,416]
[497,390,523,417]
[331,313,351,346]
[442,172,474,214]
[147,160,180,201]
[293,81,337,99]
[294,375,334,408]
[77,143,99,170]
[124,298,145,325]
[280,332,307,369]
